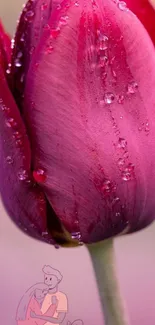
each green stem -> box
[87,238,130,325]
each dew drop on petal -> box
[145,122,150,135]
[59,16,69,26]
[50,28,60,39]
[33,168,47,183]
[101,179,116,196]
[14,53,23,68]
[118,1,128,11]
[118,94,124,104]
[127,81,138,94]
[6,156,14,164]
[16,139,23,147]
[24,10,35,23]
[5,118,17,128]
[112,197,120,205]
[41,2,48,11]
[74,1,79,6]
[11,38,15,49]
[118,158,125,167]
[118,138,127,149]
[71,231,82,241]
[54,244,60,249]
[46,45,54,54]
[121,163,135,181]
[115,212,121,217]
[42,231,48,236]
[103,92,115,104]
[18,170,29,181]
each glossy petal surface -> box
[23,0,155,243]
[126,0,155,44]
[0,21,11,76]
[10,0,53,109]
[0,63,49,242]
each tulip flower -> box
[1,1,155,325]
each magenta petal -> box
[126,0,155,45]
[0,21,11,76]
[24,0,155,243]
[10,0,53,109]
[0,67,52,242]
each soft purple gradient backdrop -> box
[0,198,155,325]
[0,1,155,324]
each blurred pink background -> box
[0,1,155,324]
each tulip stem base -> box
[87,238,130,325]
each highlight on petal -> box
[10,0,53,110]
[0,21,11,76]
[0,64,51,243]
[126,0,155,44]
[23,0,155,244]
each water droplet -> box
[6,63,11,75]
[42,231,48,236]
[6,156,13,164]
[71,231,81,241]
[5,117,17,128]
[59,16,69,26]
[74,1,79,6]
[41,2,48,10]
[11,38,15,49]
[127,81,138,94]
[50,28,60,38]
[20,33,25,42]
[57,4,61,10]
[98,32,109,51]
[118,158,125,167]
[14,52,23,67]
[18,170,28,181]
[20,73,25,83]
[118,138,127,149]
[54,244,60,249]
[44,24,50,31]
[118,1,128,11]
[145,122,150,135]
[101,180,116,196]
[115,212,121,217]
[112,70,117,79]
[29,46,35,55]
[112,197,120,205]
[24,10,35,22]
[118,94,124,104]
[46,45,54,54]
[103,92,115,104]
[15,59,22,68]
[33,168,47,183]
[0,99,10,111]
[16,139,23,147]
[13,131,22,139]
[121,163,135,181]
[99,55,108,67]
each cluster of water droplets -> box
[116,137,135,182]
[0,95,48,185]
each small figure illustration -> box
[67,320,84,325]
[16,282,58,325]
[31,265,68,325]
[16,266,84,325]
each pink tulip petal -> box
[0,65,53,243]
[10,0,53,109]
[126,0,155,44]
[24,0,155,243]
